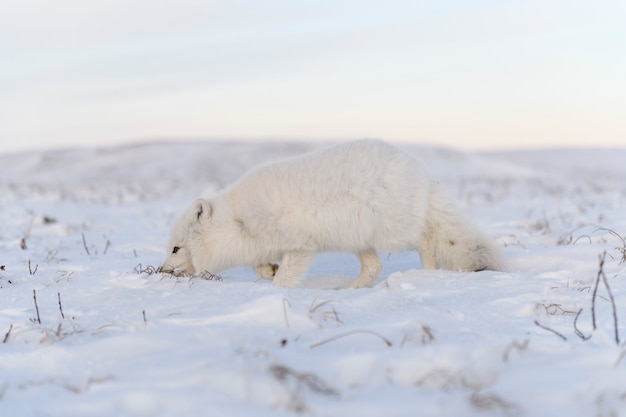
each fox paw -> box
[254,263,279,280]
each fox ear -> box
[193,199,213,222]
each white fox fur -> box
[159,140,502,288]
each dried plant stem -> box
[502,339,529,362]
[573,309,591,341]
[591,255,603,330]
[270,364,339,396]
[28,260,38,275]
[82,233,90,256]
[591,251,620,344]
[134,263,160,275]
[534,320,567,341]
[310,329,392,348]
[594,228,626,265]
[33,290,41,324]
[3,324,13,343]
[103,234,111,255]
[58,292,65,319]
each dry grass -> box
[400,322,435,347]
[594,228,626,265]
[308,297,342,326]
[309,329,392,349]
[470,391,522,416]
[558,226,626,265]
[590,251,620,344]
[502,339,529,362]
[133,263,161,275]
[269,364,338,413]
[198,270,222,281]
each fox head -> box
[158,199,213,276]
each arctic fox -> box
[159,140,502,288]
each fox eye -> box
[172,246,181,254]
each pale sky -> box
[1,0,625,154]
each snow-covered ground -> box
[1,141,625,417]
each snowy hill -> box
[1,141,625,416]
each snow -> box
[1,141,625,416]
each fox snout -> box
[156,262,195,276]
[156,265,185,276]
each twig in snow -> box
[400,323,435,347]
[601,254,620,345]
[32,290,41,324]
[470,391,521,415]
[270,364,338,413]
[502,339,529,362]
[538,303,577,316]
[309,329,392,348]
[594,228,626,265]
[420,324,435,344]
[81,233,90,256]
[142,310,147,326]
[199,271,222,280]
[28,260,38,275]
[591,251,620,344]
[270,364,339,396]
[591,254,603,330]
[572,235,592,245]
[3,324,13,343]
[308,298,342,326]
[42,215,56,224]
[573,308,591,341]
[134,263,160,275]
[534,320,567,341]
[556,225,591,246]
[103,234,111,255]
[58,292,65,319]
